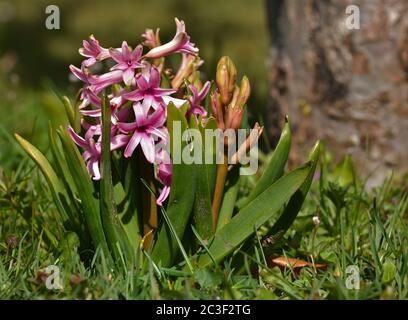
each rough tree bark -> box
[266,0,408,185]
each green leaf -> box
[14,134,69,225]
[100,95,134,267]
[48,124,83,226]
[243,119,291,206]
[194,268,223,288]
[199,163,312,267]
[382,260,396,284]
[57,127,111,261]
[114,173,142,254]
[266,141,321,241]
[151,102,197,267]
[62,96,80,132]
[333,154,356,188]
[191,117,214,240]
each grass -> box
[1,143,407,300]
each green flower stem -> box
[211,153,229,231]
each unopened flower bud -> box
[236,76,251,109]
[230,123,263,165]
[142,28,161,49]
[171,54,198,89]
[225,87,242,130]
[210,90,225,130]
[216,56,237,105]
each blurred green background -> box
[0,0,269,169]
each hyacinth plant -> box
[15,18,320,273]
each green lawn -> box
[1,143,407,299]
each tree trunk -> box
[266,0,408,185]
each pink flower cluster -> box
[68,18,208,206]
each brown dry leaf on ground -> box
[268,256,327,270]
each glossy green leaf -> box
[199,162,312,267]
[14,134,69,225]
[100,95,134,267]
[244,119,291,206]
[151,102,197,267]
[266,141,321,241]
[191,116,214,240]
[333,154,356,188]
[48,124,83,226]
[57,127,111,260]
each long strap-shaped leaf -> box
[57,127,111,261]
[191,117,215,240]
[14,134,70,226]
[151,102,197,267]
[243,119,291,207]
[266,141,321,242]
[198,162,312,267]
[100,96,134,268]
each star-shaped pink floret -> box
[123,67,176,109]
[68,125,129,180]
[117,102,167,162]
[110,41,144,85]
[79,35,110,67]
[186,81,211,118]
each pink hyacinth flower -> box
[68,125,129,180]
[110,41,143,85]
[186,81,211,118]
[78,86,102,110]
[68,126,102,180]
[156,162,172,206]
[144,18,198,59]
[117,102,167,162]
[79,35,110,67]
[69,64,122,94]
[155,148,172,206]
[123,66,176,110]
[88,70,123,93]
